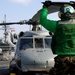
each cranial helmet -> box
[58,4,75,19]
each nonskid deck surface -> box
[0,60,9,75]
[0,61,49,75]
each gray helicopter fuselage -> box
[15,31,57,72]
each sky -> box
[0,0,75,35]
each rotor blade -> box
[32,1,75,21]
[0,22,22,25]
[0,20,39,25]
[0,20,28,25]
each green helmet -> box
[59,4,75,19]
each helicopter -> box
[0,1,75,75]
[0,15,18,60]
[1,15,18,46]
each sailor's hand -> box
[42,1,51,8]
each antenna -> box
[4,15,6,43]
[3,15,7,43]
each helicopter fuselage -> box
[14,31,56,72]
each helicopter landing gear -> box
[9,64,18,75]
[9,59,21,75]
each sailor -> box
[40,1,75,75]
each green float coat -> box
[40,7,75,55]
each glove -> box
[42,1,51,8]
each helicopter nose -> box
[20,50,54,66]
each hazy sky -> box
[0,0,75,35]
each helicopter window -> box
[19,38,33,50]
[45,38,51,48]
[34,38,43,48]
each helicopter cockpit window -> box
[19,38,33,50]
[45,38,51,48]
[35,38,43,48]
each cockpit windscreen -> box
[19,37,51,50]
[19,38,33,50]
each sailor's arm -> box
[40,7,57,33]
